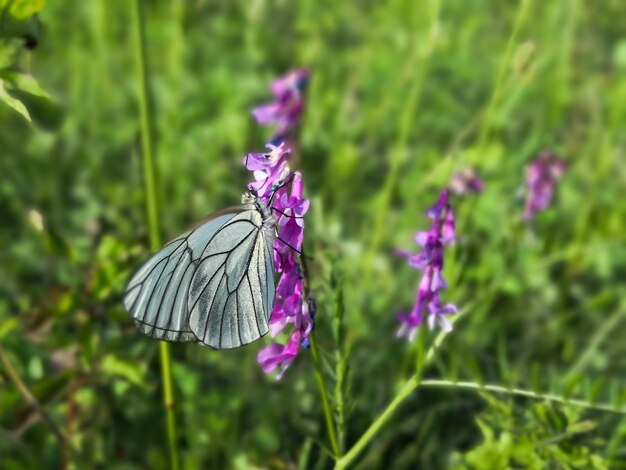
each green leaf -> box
[0,0,46,20]
[0,77,31,121]
[1,69,46,95]
[0,39,19,67]
[0,71,63,128]
[0,316,19,339]
[100,355,147,389]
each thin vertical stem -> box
[301,250,340,458]
[159,341,178,470]
[131,0,160,252]
[310,332,341,458]
[330,279,348,455]
[334,377,419,470]
[130,1,179,469]
[334,357,347,455]
[476,0,531,152]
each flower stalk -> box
[334,377,419,470]
[131,1,179,469]
[248,70,313,379]
[310,332,341,457]
[396,189,458,338]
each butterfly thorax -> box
[242,190,275,231]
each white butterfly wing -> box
[188,209,275,349]
[124,212,242,342]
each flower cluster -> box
[252,68,309,147]
[396,189,458,340]
[449,167,484,196]
[245,69,313,379]
[523,150,567,221]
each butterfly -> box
[123,189,277,349]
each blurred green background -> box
[1,0,626,468]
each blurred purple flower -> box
[252,68,310,143]
[524,150,567,221]
[245,69,312,379]
[397,189,458,339]
[449,167,484,195]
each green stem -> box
[335,370,626,469]
[310,332,340,458]
[131,0,160,252]
[425,315,459,363]
[130,2,179,469]
[334,377,419,470]
[476,0,531,152]
[419,379,626,414]
[334,352,347,455]
[334,309,464,469]
[159,342,178,469]
[333,283,347,455]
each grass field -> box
[1,0,626,468]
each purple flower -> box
[397,189,458,339]
[270,68,309,97]
[259,176,312,378]
[449,167,484,195]
[273,172,309,254]
[252,69,310,141]
[524,150,567,221]
[243,142,291,200]
[245,69,312,379]
[257,294,315,380]
[257,331,301,380]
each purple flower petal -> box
[269,306,289,337]
[256,331,302,380]
[396,310,423,341]
[414,231,430,246]
[270,68,310,97]
[257,343,286,372]
[252,103,282,125]
[449,167,484,195]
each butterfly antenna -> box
[271,207,305,220]
[268,173,296,207]
[273,243,313,267]
[274,237,314,262]
[248,175,272,197]
[275,236,302,255]
[272,246,287,269]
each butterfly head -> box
[243,187,274,228]
[242,188,259,205]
